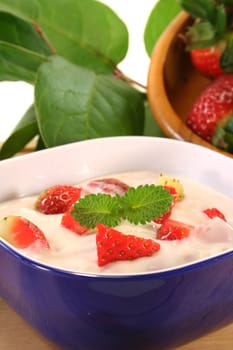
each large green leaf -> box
[0,0,129,73]
[0,105,38,159]
[0,42,47,82]
[144,0,181,56]
[0,12,49,55]
[0,12,49,81]
[35,56,144,147]
[0,0,39,22]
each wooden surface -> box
[1,298,232,350]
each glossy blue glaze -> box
[0,241,233,350]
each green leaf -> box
[0,12,49,81]
[35,136,46,151]
[0,0,129,73]
[72,184,173,228]
[179,0,227,39]
[121,185,172,225]
[0,0,39,22]
[144,0,181,56]
[0,105,38,160]
[0,12,50,55]
[178,0,217,23]
[214,4,227,37]
[35,56,144,147]
[0,42,47,82]
[220,37,233,72]
[186,21,217,49]
[143,102,166,137]
[73,194,121,229]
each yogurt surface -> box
[0,171,233,275]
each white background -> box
[0,0,157,141]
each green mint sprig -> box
[71,185,173,228]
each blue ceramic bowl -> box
[0,136,233,350]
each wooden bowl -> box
[147,11,233,159]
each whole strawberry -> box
[35,185,81,214]
[186,73,233,152]
[179,0,233,78]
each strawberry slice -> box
[61,204,90,235]
[203,208,226,221]
[96,224,160,267]
[153,186,177,224]
[35,185,82,214]
[0,216,49,249]
[87,178,130,195]
[157,219,194,241]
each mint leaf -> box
[72,185,173,228]
[121,185,172,225]
[73,194,121,229]
[35,56,144,147]
[144,0,181,56]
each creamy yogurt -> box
[0,171,233,275]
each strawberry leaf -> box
[220,37,233,72]
[35,56,145,147]
[186,21,218,49]
[179,0,227,45]
[178,0,217,23]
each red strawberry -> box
[35,185,81,214]
[190,45,224,79]
[87,178,130,195]
[180,1,233,78]
[157,219,194,241]
[96,224,160,267]
[153,186,177,224]
[203,208,226,221]
[186,74,233,151]
[61,204,90,235]
[0,216,49,249]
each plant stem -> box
[33,22,56,55]
[114,67,147,92]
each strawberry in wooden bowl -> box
[147,0,233,158]
[180,0,233,79]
